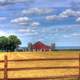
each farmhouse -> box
[28,41,55,51]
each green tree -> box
[0,36,8,51]
[8,35,21,51]
[0,35,21,52]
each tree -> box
[0,35,21,52]
[0,36,8,51]
[8,35,21,51]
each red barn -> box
[32,41,51,51]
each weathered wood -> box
[7,75,79,80]
[4,55,8,80]
[0,55,79,80]
[0,57,79,63]
[0,66,79,71]
[5,66,80,71]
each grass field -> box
[0,51,79,80]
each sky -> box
[0,0,80,47]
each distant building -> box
[28,41,55,51]
[51,43,55,51]
[28,42,33,51]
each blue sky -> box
[0,0,80,47]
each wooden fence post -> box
[4,55,8,80]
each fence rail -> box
[0,54,79,80]
[0,66,79,71]
[0,75,79,80]
[0,57,79,62]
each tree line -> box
[0,35,21,52]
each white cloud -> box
[71,33,80,36]
[46,15,58,20]
[46,14,68,21]
[0,30,7,36]
[42,27,58,34]
[7,0,31,3]
[75,11,80,17]
[18,29,38,36]
[63,32,80,38]
[11,17,40,27]
[0,30,16,36]
[59,13,68,18]
[46,9,74,21]
[11,17,31,25]
[22,8,53,15]
[0,0,33,5]
[46,9,80,21]
[63,34,70,38]
[60,9,75,17]
[18,29,35,33]
[76,17,80,22]
[31,22,40,27]
[60,9,80,17]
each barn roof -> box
[32,41,50,49]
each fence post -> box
[4,55,8,80]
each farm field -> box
[0,51,79,80]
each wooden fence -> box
[0,54,80,80]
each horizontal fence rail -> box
[0,66,79,71]
[0,57,79,62]
[0,75,79,80]
[0,54,79,80]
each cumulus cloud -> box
[31,22,40,27]
[46,9,80,21]
[60,9,80,23]
[60,9,80,17]
[0,0,33,5]
[76,17,80,22]
[11,16,40,27]
[60,9,75,17]
[46,9,74,21]
[22,8,53,15]
[11,17,31,25]
[46,15,58,20]
[46,14,68,21]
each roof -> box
[32,41,50,49]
